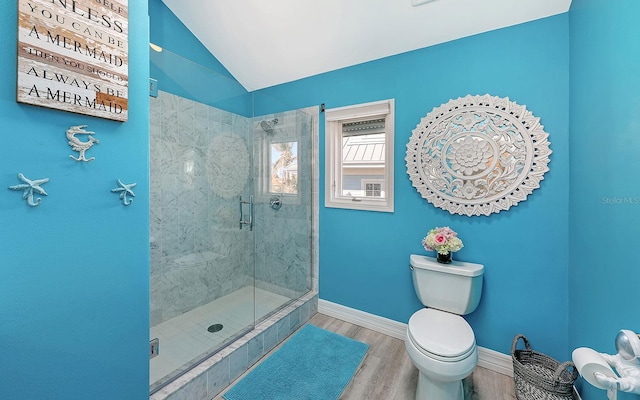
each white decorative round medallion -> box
[406,94,552,216]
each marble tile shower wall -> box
[253,110,314,300]
[150,91,253,326]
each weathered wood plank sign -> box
[17,0,129,122]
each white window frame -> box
[325,99,394,212]
[268,140,299,196]
[255,120,302,206]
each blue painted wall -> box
[148,0,251,116]
[149,0,234,80]
[257,15,571,361]
[0,2,150,400]
[569,1,640,399]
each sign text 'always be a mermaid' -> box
[17,0,128,122]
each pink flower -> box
[440,226,457,239]
[434,232,447,245]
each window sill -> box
[325,197,394,213]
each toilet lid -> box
[408,308,475,358]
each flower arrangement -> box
[422,226,464,255]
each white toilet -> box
[405,254,484,400]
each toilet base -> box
[416,371,464,400]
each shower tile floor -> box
[150,286,290,386]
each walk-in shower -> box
[149,45,316,395]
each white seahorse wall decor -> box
[67,124,99,162]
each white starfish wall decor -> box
[8,173,49,207]
[111,179,136,206]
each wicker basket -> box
[512,334,579,400]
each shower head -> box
[260,119,278,135]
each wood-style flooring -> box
[217,312,517,400]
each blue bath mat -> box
[223,324,368,400]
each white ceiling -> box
[160,0,572,91]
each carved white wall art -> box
[67,125,99,162]
[406,94,552,216]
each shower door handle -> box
[239,195,254,231]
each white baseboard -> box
[318,299,513,377]
[318,298,408,340]
[477,346,513,377]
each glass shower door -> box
[251,106,314,322]
[149,47,257,392]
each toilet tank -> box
[409,254,484,315]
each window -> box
[270,141,298,194]
[325,99,394,212]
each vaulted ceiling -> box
[160,0,572,91]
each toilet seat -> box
[408,308,475,362]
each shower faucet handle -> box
[270,195,282,211]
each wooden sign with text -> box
[17,0,129,122]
